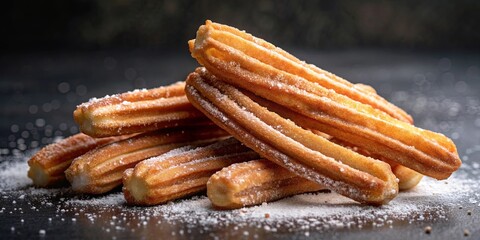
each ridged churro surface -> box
[74,82,210,137]
[189,21,461,180]
[186,69,399,204]
[27,133,124,187]
[208,159,325,209]
[65,126,228,194]
[123,137,259,205]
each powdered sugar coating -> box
[64,177,479,231]
[185,73,397,204]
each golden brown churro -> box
[189,21,412,124]
[186,69,398,204]
[325,136,424,191]
[189,21,461,180]
[65,126,228,194]
[123,137,259,206]
[27,20,457,210]
[27,133,125,187]
[207,159,325,209]
[74,82,210,137]
[207,159,421,209]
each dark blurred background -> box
[2,0,480,52]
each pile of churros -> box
[28,20,461,209]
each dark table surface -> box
[1,49,479,239]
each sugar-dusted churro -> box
[189,21,412,124]
[65,125,228,194]
[74,81,210,137]
[27,133,125,187]
[185,69,398,204]
[207,159,422,209]
[325,136,424,191]
[123,137,259,205]
[188,21,461,179]
[207,159,325,209]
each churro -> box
[74,81,210,137]
[326,136,423,191]
[208,158,421,209]
[189,21,461,179]
[189,21,412,123]
[208,159,325,209]
[185,69,398,204]
[65,126,228,194]
[27,133,125,187]
[123,137,259,205]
